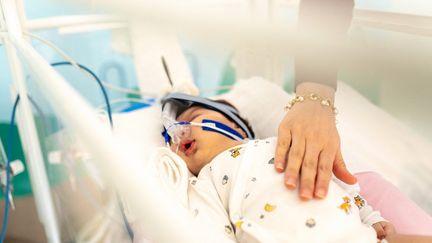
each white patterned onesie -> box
[188,137,384,243]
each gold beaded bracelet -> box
[284,93,338,114]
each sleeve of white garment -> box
[334,181,386,226]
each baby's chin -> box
[186,141,242,174]
[188,155,215,176]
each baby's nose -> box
[174,125,191,143]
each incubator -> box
[0,0,431,242]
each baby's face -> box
[170,106,245,175]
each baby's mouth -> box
[179,139,197,156]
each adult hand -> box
[274,82,357,200]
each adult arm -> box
[275,0,357,200]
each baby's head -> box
[161,93,254,175]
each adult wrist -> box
[295,82,335,102]
[285,93,337,115]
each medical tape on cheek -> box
[162,129,170,145]
[201,119,243,140]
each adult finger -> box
[275,130,292,172]
[314,148,335,198]
[299,142,320,200]
[284,135,305,189]
[333,149,357,185]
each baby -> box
[161,93,394,243]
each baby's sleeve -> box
[334,180,386,226]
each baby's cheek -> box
[169,143,177,152]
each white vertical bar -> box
[0,0,61,242]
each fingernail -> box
[300,189,312,200]
[315,188,326,198]
[285,178,296,188]
[275,163,284,172]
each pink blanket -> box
[356,172,432,235]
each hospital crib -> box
[0,0,431,242]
